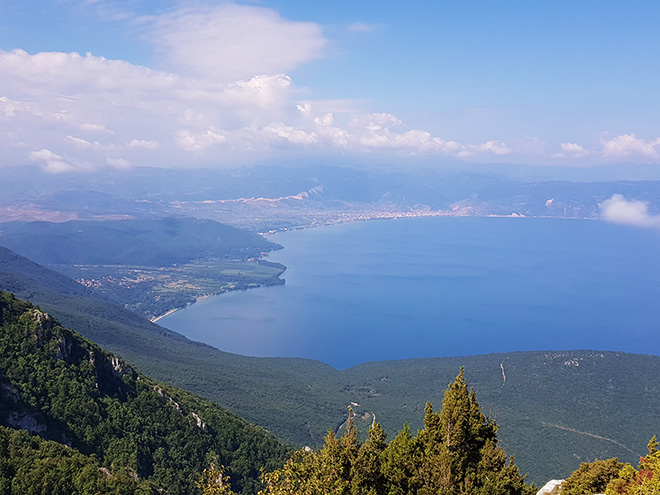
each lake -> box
[160,216,660,369]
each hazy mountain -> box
[2,165,660,231]
[0,217,278,266]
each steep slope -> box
[0,245,345,446]
[0,291,291,494]
[1,246,659,484]
[0,424,159,494]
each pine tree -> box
[350,422,388,495]
[414,368,531,495]
[380,423,417,495]
[261,369,533,495]
[413,369,492,494]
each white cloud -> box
[29,149,63,162]
[149,4,327,82]
[315,125,352,148]
[552,141,590,159]
[471,140,512,156]
[81,123,114,134]
[175,128,228,152]
[6,2,625,171]
[106,156,131,168]
[600,194,660,229]
[0,47,525,169]
[264,123,318,145]
[29,148,78,173]
[314,113,334,126]
[3,4,660,171]
[350,113,402,131]
[601,133,660,161]
[67,135,116,150]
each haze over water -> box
[160,217,660,369]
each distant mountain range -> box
[2,165,660,230]
[1,244,658,485]
[0,217,278,266]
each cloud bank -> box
[601,194,660,229]
[1,3,660,172]
[0,45,518,172]
[601,134,660,162]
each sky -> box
[1,0,660,173]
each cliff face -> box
[0,290,290,495]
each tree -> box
[198,464,237,495]
[350,422,388,495]
[605,436,660,495]
[561,458,623,495]
[380,423,417,495]
[261,369,533,495]
[413,368,531,495]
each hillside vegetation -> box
[0,291,291,494]
[0,218,277,266]
[0,298,536,495]
[0,218,285,319]
[261,369,534,495]
[1,246,659,484]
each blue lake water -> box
[160,216,660,369]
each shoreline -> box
[151,308,181,323]
[150,281,284,323]
[259,208,597,237]
[150,293,213,323]
[152,213,597,323]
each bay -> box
[160,216,660,369]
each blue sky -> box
[1,0,660,172]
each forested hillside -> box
[0,218,286,319]
[0,217,278,266]
[1,246,659,483]
[0,291,291,494]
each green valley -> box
[0,218,285,320]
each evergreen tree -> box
[605,436,660,495]
[351,422,388,495]
[561,458,623,495]
[261,369,533,495]
[413,368,527,495]
[380,423,417,495]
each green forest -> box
[259,369,533,495]
[0,291,290,494]
[2,290,659,494]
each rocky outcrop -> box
[536,479,563,495]
[6,411,47,435]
